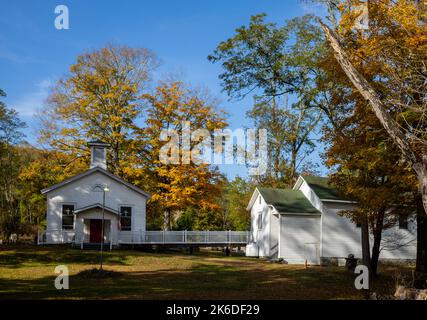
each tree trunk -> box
[415,195,427,288]
[370,235,381,277]
[113,141,121,177]
[369,209,385,277]
[414,156,427,218]
[163,208,171,231]
[319,20,427,214]
[290,145,297,183]
[361,217,371,272]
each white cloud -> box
[12,78,53,116]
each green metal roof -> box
[257,188,320,214]
[301,175,343,200]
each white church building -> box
[40,141,150,246]
[246,175,417,265]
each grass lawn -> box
[0,246,409,300]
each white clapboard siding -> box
[46,170,147,244]
[321,202,362,258]
[250,192,271,257]
[279,215,321,264]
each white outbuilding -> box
[246,175,417,265]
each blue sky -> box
[0,0,328,179]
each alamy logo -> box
[54,265,69,290]
[159,122,268,175]
[354,265,369,290]
[54,5,69,30]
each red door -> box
[90,219,103,243]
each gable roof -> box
[41,167,150,198]
[299,175,345,201]
[257,188,320,215]
[73,203,119,215]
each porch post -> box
[110,219,113,251]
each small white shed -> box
[246,175,417,265]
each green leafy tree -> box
[222,176,253,231]
[0,89,27,239]
[209,14,324,186]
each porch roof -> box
[73,203,119,215]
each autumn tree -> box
[209,14,324,186]
[137,81,228,230]
[18,148,88,228]
[316,0,427,280]
[325,100,418,276]
[39,44,159,177]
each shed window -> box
[62,205,74,230]
[257,212,263,230]
[399,215,408,230]
[120,206,132,231]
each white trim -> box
[278,212,322,216]
[246,188,261,211]
[320,198,357,204]
[74,203,119,215]
[278,214,282,258]
[320,210,323,259]
[292,176,304,190]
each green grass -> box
[0,246,409,300]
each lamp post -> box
[100,185,109,270]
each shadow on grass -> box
[0,262,399,300]
[0,246,406,300]
[0,246,131,268]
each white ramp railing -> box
[37,230,76,245]
[120,230,249,244]
[38,230,249,245]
